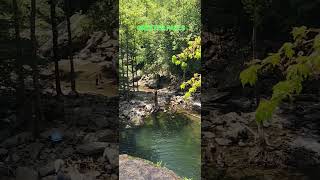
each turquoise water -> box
[120,112,201,180]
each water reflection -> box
[120,112,201,180]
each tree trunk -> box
[12,0,26,124]
[64,0,77,95]
[133,35,138,91]
[30,0,41,137]
[131,46,135,92]
[125,29,129,97]
[50,0,63,96]
[121,41,125,92]
[257,122,267,148]
[252,26,256,60]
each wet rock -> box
[16,167,39,180]
[76,142,109,155]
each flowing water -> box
[120,112,201,180]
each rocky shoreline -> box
[119,86,200,128]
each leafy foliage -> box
[240,26,320,123]
[119,0,200,93]
[172,36,201,99]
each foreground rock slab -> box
[119,154,181,180]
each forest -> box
[118,0,201,179]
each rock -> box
[1,132,33,148]
[223,122,248,141]
[91,115,110,129]
[16,167,39,180]
[54,159,65,173]
[83,129,116,143]
[103,146,118,167]
[39,14,90,58]
[0,129,10,143]
[76,142,109,155]
[215,138,232,146]
[73,107,92,125]
[28,142,43,159]
[119,155,180,180]
[203,132,215,139]
[62,147,74,158]
[38,162,55,177]
[41,175,56,180]
[11,153,20,162]
[0,148,8,156]
[227,97,252,110]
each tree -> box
[240,26,320,156]
[119,0,200,89]
[172,36,201,99]
[30,0,42,137]
[242,0,269,61]
[64,0,77,95]
[49,0,62,96]
[12,0,26,123]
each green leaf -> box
[280,42,295,59]
[291,26,308,41]
[255,99,277,123]
[239,64,261,86]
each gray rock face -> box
[16,167,39,180]
[119,155,180,180]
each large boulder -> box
[39,13,90,58]
[119,155,181,180]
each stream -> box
[120,111,201,180]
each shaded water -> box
[120,112,201,180]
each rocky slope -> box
[0,94,119,180]
[202,30,320,180]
